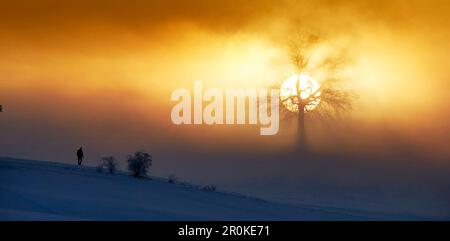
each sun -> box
[280,74,321,112]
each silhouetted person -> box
[77,147,84,166]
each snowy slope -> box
[0,157,431,220]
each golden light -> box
[280,74,321,112]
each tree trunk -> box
[296,77,306,151]
[298,105,306,150]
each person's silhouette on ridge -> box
[77,147,84,166]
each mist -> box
[1,0,449,217]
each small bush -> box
[203,185,217,192]
[104,156,117,174]
[97,156,117,174]
[168,174,177,184]
[127,151,152,178]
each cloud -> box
[2,0,446,36]
[1,0,449,184]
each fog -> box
[1,0,449,217]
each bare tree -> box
[97,156,118,174]
[127,151,152,178]
[281,32,354,150]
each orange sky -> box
[1,0,449,162]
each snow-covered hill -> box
[0,157,433,220]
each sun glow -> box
[280,74,321,113]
